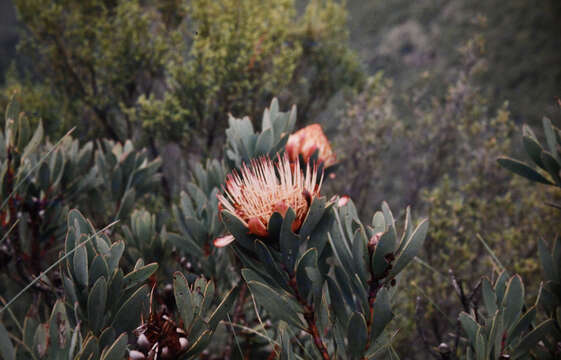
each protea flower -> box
[286,124,336,167]
[217,155,322,239]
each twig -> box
[288,276,330,360]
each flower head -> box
[286,124,336,167]
[218,155,322,238]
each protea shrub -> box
[1,98,430,360]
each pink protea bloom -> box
[217,155,322,238]
[286,124,336,167]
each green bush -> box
[333,35,560,358]
[3,0,363,150]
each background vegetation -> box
[0,0,560,359]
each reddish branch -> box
[288,276,330,360]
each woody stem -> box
[288,276,330,360]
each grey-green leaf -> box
[208,286,239,329]
[122,263,158,290]
[246,280,305,329]
[73,244,89,287]
[389,218,429,277]
[111,285,149,334]
[174,272,194,327]
[502,275,524,330]
[0,321,15,360]
[497,157,553,185]
[88,277,108,334]
[100,333,127,360]
[347,312,368,358]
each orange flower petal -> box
[214,234,235,247]
[286,124,336,167]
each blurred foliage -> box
[3,0,171,140]
[1,0,363,152]
[333,35,560,358]
[346,0,561,125]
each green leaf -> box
[100,333,127,360]
[267,212,283,240]
[201,280,216,315]
[300,197,327,240]
[116,188,136,220]
[371,230,396,278]
[402,206,413,244]
[327,229,353,279]
[279,209,300,272]
[497,157,553,185]
[502,275,524,330]
[88,277,108,334]
[475,329,486,360]
[246,280,305,329]
[174,272,194,327]
[106,269,123,314]
[481,277,497,315]
[21,121,43,161]
[389,218,429,277]
[76,334,99,360]
[255,128,273,154]
[255,240,290,291]
[222,211,254,251]
[183,330,213,358]
[494,271,510,305]
[334,266,355,310]
[487,310,503,359]
[183,216,208,243]
[543,117,558,159]
[542,151,561,184]
[347,312,368,358]
[99,327,116,352]
[122,263,158,290]
[33,324,48,358]
[459,312,480,345]
[370,287,393,342]
[522,125,545,168]
[47,300,69,358]
[89,254,109,285]
[352,228,369,283]
[538,239,555,281]
[208,286,239,329]
[38,161,50,191]
[279,323,295,360]
[296,248,319,299]
[68,209,95,235]
[106,241,125,272]
[0,321,15,360]
[507,305,536,345]
[371,211,385,232]
[514,319,556,356]
[111,285,149,334]
[327,277,349,326]
[73,244,89,287]
[381,202,398,248]
[167,232,203,258]
[22,316,37,348]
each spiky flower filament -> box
[218,155,322,237]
